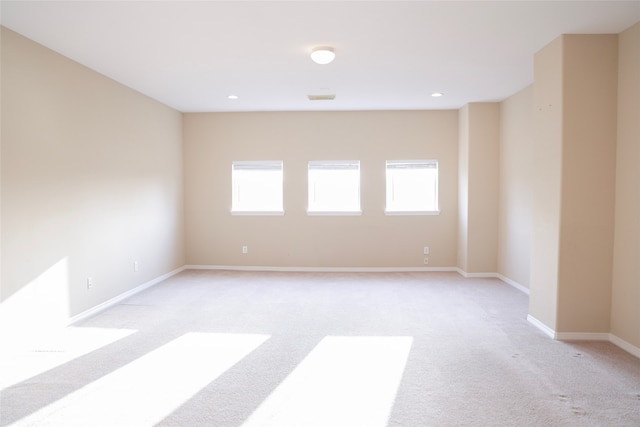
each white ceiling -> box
[2,1,639,112]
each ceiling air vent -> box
[308,94,336,101]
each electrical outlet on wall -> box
[242,246,248,254]
[87,277,94,289]
[424,257,429,265]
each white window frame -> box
[385,160,439,215]
[307,160,361,215]
[231,160,284,215]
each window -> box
[231,161,284,214]
[308,161,361,214]
[386,160,439,214]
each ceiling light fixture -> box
[227,94,239,100]
[310,46,335,65]
[431,92,443,98]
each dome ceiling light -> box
[310,46,335,65]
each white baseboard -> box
[67,266,186,325]
[455,270,530,295]
[527,315,640,359]
[496,274,529,295]
[455,269,496,278]
[609,333,640,358]
[194,266,528,295]
[555,332,610,341]
[185,265,459,273]
[527,314,556,339]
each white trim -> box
[308,160,360,169]
[384,210,440,216]
[231,210,285,216]
[454,271,530,295]
[455,269,498,278]
[232,160,282,169]
[386,160,438,169]
[67,266,186,325]
[525,317,640,359]
[455,268,469,277]
[555,332,610,341]
[609,333,640,359]
[527,314,556,339]
[185,265,459,273]
[464,272,497,278]
[496,274,530,295]
[306,211,362,216]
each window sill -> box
[231,210,285,216]
[385,210,440,216]
[307,211,362,216]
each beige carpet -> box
[1,270,639,426]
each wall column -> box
[530,34,618,335]
[457,103,500,275]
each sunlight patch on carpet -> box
[242,336,413,427]
[0,326,136,389]
[12,332,270,427]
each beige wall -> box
[467,103,500,274]
[498,86,533,288]
[184,111,458,268]
[611,22,640,349]
[529,36,563,329]
[0,28,185,329]
[557,35,618,333]
[458,103,500,274]
[457,106,470,272]
[529,34,619,334]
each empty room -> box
[1,1,639,426]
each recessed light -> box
[228,94,239,100]
[431,92,443,98]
